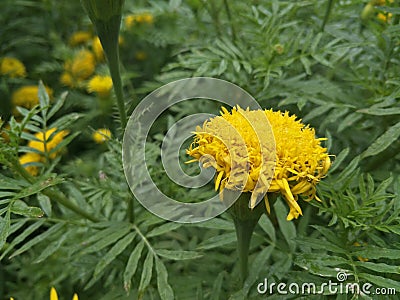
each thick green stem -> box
[228,193,266,284]
[94,16,127,129]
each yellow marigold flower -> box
[377,12,392,23]
[135,51,147,61]
[19,152,42,176]
[28,128,69,159]
[92,128,112,143]
[87,75,113,97]
[125,13,154,28]
[0,57,27,78]
[50,287,78,300]
[66,49,96,81]
[12,85,53,109]
[68,31,92,46]
[187,106,331,221]
[60,72,75,88]
[92,36,105,62]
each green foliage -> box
[0,0,399,299]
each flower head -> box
[0,57,27,78]
[92,128,112,143]
[125,13,154,28]
[69,49,96,81]
[81,0,124,22]
[28,128,69,159]
[12,85,53,109]
[187,106,331,220]
[19,152,42,176]
[87,75,113,97]
[69,31,93,46]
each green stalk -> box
[95,16,127,128]
[228,193,266,284]
[80,0,127,128]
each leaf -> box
[197,232,236,250]
[93,231,136,278]
[155,257,174,300]
[155,249,202,260]
[138,250,154,295]
[358,273,400,291]
[47,91,68,119]
[123,240,145,291]
[361,121,400,159]
[354,261,400,274]
[38,80,50,118]
[296,237,347,254]
[243,245,274,295]
[357,107,400,116]
[79,225,131,255]
[352,246,400,259]
[147,223,182,238]
[11,200,43,218]
[0,219,45,260]
[34,233,68,263]
[211,271,225,300]
[275,200,296,252]
[0,210,11,250]
[9,223,64,258]
[13,177,64,200]
[192,218,234,230]
[37,193,52,217]
[258,214,276,243]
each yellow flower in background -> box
[87,75,113,97]
[67,49,96,81]
[377,12,392,23]
[92,128,112,143]
[187,106,331,221]
[92,36,105,61]
[135,51,147,61]
[28,128,69,159]
[12,85,53,109]
[0,57,27,78]
[18,152,42,176]
[69,31,93,46]
[125,12,154,28]
[60,72,75,88]
[50,287,78,300]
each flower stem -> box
[228,193,266,284]
[94,15,127,129]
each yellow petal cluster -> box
[50,287,78,300]
[87,75,113,98]
[28,128,69,158]
[92,128,112,143]
[12,85,53,109]
[0,57,27,78]
[92,36,105,61]
[187,106,331,221]
[125,13,154,28]
[18,153,42,176]
[60,50,96,87]
[19,128,69,176]
[69,31,93,46]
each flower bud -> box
[80,0,124,22]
